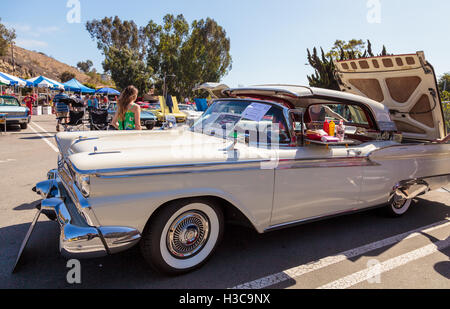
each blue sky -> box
[2,0,449,87]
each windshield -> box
[179,105,195,111]
[191,100,291,145]
[0,97,20,107]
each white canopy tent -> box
[27,76,65,90]
[0,75,10,95]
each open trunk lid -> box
[334,51,446,141]
[193,83,229,98]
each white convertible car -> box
[15,52,449,275]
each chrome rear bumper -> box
[34,170,141,259]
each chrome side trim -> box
[277,156,379,169]
[58,164,100,226]
[265,207,362,232]
[73,159,272,176]
[92,156,378,179]
[264,205,384,233]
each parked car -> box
[148,97,187,126]
[107,102,157,130]
[0,96,31,130]
[136,101,151,110]
[178,104,204,126]
[20,52,449,275]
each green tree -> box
[77,60,94,73]
[307,40,388,90]
[178,18,232,98]
[59,71,76,83]
[441,91,450,133]
[438,73,450,93]
[103,47,153,93]
[86,14,232,98]
[0,18,16,57]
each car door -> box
[270,146,364,228]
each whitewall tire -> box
[386,198,412,217]
[140,198,224,275]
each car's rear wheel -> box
[20,123,28,129]
[140,198,224,275]
[385,197,412,217]
[146,124,154,130]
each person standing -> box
[92,96,99,109]
[22,93,35,115]
[103,95,108,107]
[54,89,70,132]
[110,86,141,130]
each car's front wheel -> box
[20,123,28,129]
[140,198,224,275]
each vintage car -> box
[0,95,31,130]
[16,52,449,275]
[149,96,187,126]
[178,103,204,126]
[107,102,157,130]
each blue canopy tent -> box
[0,72,33,87]
[0,72,18,86]
[63,78,95,93]
[95,87,120,95]
[0,75,10,85]
[0,74,10,95]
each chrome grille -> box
[6,112,26,117]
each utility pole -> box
[11,40,15,74]
[7,29,16,74]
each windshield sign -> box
[192,100,291,145]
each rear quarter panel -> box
[361,143,450,206]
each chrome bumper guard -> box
[13,170,141,273]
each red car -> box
[136,101,151,109]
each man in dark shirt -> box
[54,89,69,132]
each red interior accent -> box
[238,95,295,109]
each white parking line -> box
[318,237,450,289]
[231,219,450,289]
[29,123,59,153]
[31,121,55,137]
[0,159,16,163]
[437,188,450,193]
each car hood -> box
[141,110,156,120]
[0,106,28,113]
[334,51,446,141]
[182,110,203,117]
[57,129,262,173]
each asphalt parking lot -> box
[0,115,449,289]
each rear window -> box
[307,103,371,127]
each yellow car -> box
[148,96,187,126]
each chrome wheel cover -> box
[166,211,210,259]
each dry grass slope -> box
[0,45,110,86]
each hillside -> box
[0,45,111,87]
